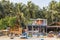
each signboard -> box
[35,19,47,26]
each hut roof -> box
[49,22,60,26]
[47,26,60,28]
[30,18,47,21]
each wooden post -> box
[46,26,47,34]
[26,25,28,36]
[32,25,33,36]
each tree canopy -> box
[0,0,60,29]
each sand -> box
[0,36,60,40]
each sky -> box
[10,0,59,8]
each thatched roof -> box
[47,22,60,28]
[49,22,60,26]
[47,26,60,27]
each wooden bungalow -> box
[27,18,47,35]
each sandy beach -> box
[0,36,60,40]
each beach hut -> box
[27,18,47,36]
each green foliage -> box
[0,16,17,29]
[0,0,60,29]
[0,19,8,29]
[8,16,17,27]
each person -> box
[48,31,54,37]
[57,31,60,38]
[22,29,28,39]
